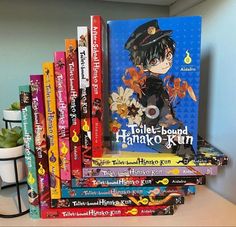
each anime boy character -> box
[92,98,102,121]
[28,187,39,206]
[124,20,195,155]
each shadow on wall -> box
[198,47,212,139]
[200,47,234,203]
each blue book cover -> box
[108,16,201,156]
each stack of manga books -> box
[18,15,228,219]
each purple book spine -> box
[30,75,50,209]
[83,166,218,178]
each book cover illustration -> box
[19,85,40,218]
[92,136,227,167]
[108,16,201,156]
[54,51,71,184]
[43,62,61,199]
[77,26,92,168]
[65,39,82,181]
[30,75,50,209]
[197,136,228,166]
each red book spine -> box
[65,39,82,180]
[41,205,175,219]
[91,15,104,157]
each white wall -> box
[0,0,168,128]
[177,0,236,204]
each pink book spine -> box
[54,51,71,184]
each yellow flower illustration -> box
[117,103,129,118]
[110,87,133,113]
[109,120,122,133]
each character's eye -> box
[166,51,173,61]
[149,58,160,66]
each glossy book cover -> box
[108,16,201,156]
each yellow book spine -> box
[91,156,212,167]
[43,62,61,199]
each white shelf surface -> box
[0,185,236,226]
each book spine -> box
[83,166,218,178]
[91,15,104,157]
[41,205,175,219]
[42,62,61,199]
[65,39,82,181]
[51,195,184,208]
[30,75,50,209]
[61,185,195,198]
[198,137,228,165]
[70,175,205,188]
[54,51,71,185]
[91,156,218,167]
[19,85,40,219]
[77,26,92,168]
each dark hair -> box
[128,36,175,69]
[28,189,38,198]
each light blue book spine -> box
[19,85,40,219]
[61,185,196,198]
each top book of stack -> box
[108,16,201,158]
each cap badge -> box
[147,26,156,35]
